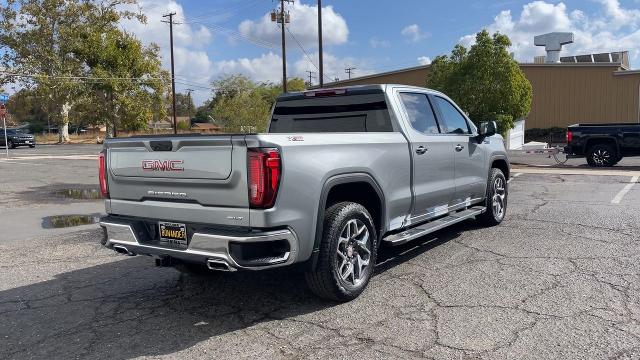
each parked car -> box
[1,128,36,149]
[565,123,640,167]
[99,85,510,301]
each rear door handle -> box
[416,146,428,155]
[455,144,465,152]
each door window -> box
[434,97,471,135]
[399,93,440,134]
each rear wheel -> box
[7,139,14,149]
[477,168,508,226]
[587,144,617,167]
[29,144,35,148]
[305,202,377,302]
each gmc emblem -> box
[142,159,184,172]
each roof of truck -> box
[277,84,442,101]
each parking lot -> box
[1,145,640,359]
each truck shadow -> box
[1,223,472,359]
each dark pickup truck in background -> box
[565,123,640,167]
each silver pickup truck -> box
[99,84,510,301]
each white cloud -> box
[238,2,348,49]
[120,0,214,104]
[401,24,429,42]
[369,37,391,49]
[459,0,640,66]
[417,56,432,65]
[213,52,284,84]
[293,52,375,84]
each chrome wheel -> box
[592,149,612,166]
[492,177,506,220]
[336,219,371,287]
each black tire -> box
[477,168,508,226]
[7,140,15,149]
[305,202,377,302]
[29,145,35,148]
[586,143,617,167]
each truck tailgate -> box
[104,135,250,226]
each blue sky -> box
[6,0,640,104]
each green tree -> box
[427,30,532,135]
[210,75,307,133]
[174,93,196,118]
[74,28,168,136]
[0,0,147,142]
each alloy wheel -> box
[492,177,506,220]
[336,219,371,287]
[592,149,611,166]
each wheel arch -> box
[584,137,620,155]
[309,173,386,270]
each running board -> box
[382,206,486,246]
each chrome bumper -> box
[100,220,298,271]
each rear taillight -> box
[98,152,109,198]
[566,130,573,143]
[248,148,281,209]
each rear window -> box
[269,93,393,133]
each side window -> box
[399,93,440,134]
[434,97,471,135]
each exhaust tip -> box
[113,245,135,256]
[206,258,234,272]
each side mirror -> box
[478,121,497,137]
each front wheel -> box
[305,202,377,302]
[29,145,35,148]
[477,168,508,226]
[7,140,15,149]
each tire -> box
[586,144,617,167]
[29,145,35,148]
[7,140,15,149]
[477,168,508,226]
[305,202,377,302]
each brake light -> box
[248,148,281,208]
[99,152,109,198]
[304,89,347,97]
[566,130,573,143]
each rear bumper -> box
[100,217,298,271]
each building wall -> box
[327,64,640,129]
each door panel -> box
[621,125,640,156]
[397,92,455,223]
[432,96,486,207]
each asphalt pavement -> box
[1,145,640,359]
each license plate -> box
[159,222,187,245]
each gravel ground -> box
[1,144,640,359]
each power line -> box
[284,25,336,84]
[345,67,356,79]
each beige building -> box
[324,56,640,130]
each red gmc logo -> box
[142,160,184,172]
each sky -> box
[6,0,640,105]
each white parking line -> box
[508,173,523,184]
[611,176,639,204]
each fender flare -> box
[308,172,386,270]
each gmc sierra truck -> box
[565,123,640,167]
[99,85,510,301]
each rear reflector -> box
[248,148,281,209]
[566,130,573,143]
[99,152,109,198]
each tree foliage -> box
[210,75,306,133]
[0,0,166,139]
[427,30,532,135]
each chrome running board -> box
[382,206,486,246]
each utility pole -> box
[345,67,356,79]
[272,0,294,93]
[306,70,316,86]
[162,12,178,134]
[318,0,324,87]
[186,88,194,124]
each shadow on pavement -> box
[0,222,471,359]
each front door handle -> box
[455,144,465,152]
[416,146,428,155]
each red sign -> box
[0,104,6,117]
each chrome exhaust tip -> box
[113,245,136,256]
[206,258,235,272]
